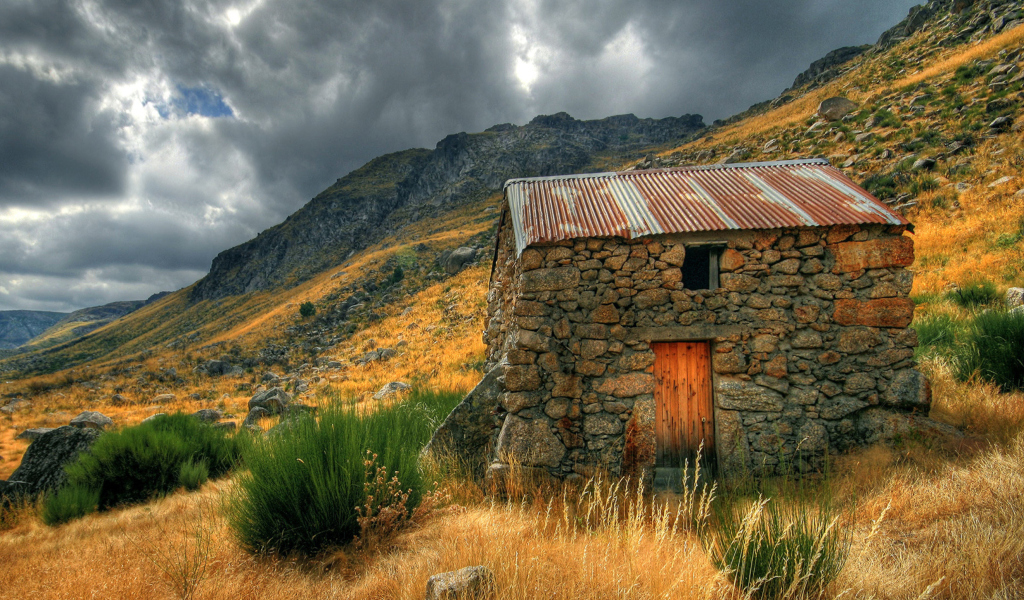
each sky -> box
[0,0,921,312]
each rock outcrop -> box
[1,426,100,499]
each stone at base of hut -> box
[425,566,496,600]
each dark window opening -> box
[681,245,722,290]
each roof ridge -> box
[503,157,831,188]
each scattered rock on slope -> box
[248,387,292,414]
[1,426,100,500]
[817,97,859,121]
[69,411,113,430]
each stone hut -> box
[426,158,933,486]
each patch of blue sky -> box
[171,85,234,118]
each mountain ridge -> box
[188,111,705,302]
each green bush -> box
[299,301,316,318]
[702,495,851,599]
[952,309,1024,392]
[946,280,1000,308]
[63,413,239,510]
[227,387,461,555]
[912,313,963,356]
[42,484,99,526]
[179,459,210,492]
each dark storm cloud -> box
[0,0,921,311]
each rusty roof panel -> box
[503,158,908,255]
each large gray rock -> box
[817,97,858,121]
[444,247,477,274]
[425,565,496,600]
[194,359,245,377]
[191,409,223,423]
[248,387,292,414]
[856,408,961,446]
[2,426,100,499]
[373,381,411,401]
[423,366,502,479]
[69,411,113,430]
[243,406,271,431]
[495,415,565,468]
[1006,287,1024,308]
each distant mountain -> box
[189,112,706,302]
[0,311,69,349]
[20,292,172,352]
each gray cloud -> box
[0,0,920,311]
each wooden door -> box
[652,341,715,472]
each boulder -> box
[243,407,271,431]
[373,381,411,401]
[444,247,478,274]
[16,428,55,442]
[856,408,961,447]
[1006,288,1024,308]
[69,411,113,430]
[425,566,496,600]
[142,413,167,423]
[817,97,858,121]
[213,421,237,431]
[248,387,292,414]
[191,409,223,423]
[150,393,176,404]
[2,426,100,499]
[262,371,281,382]
[194,359,245,377]
[110,394,130,405]
[423,366,502,479]
[0,400,31,415]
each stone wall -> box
[469,215,930,482]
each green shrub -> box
[912,313,963,356]
[64,413,239,510]
[702,494,851,599]
[946,280,1000,308]
[42,484,99,526]
[227,387,461,555]
[952,310,1024,392]
[299,302,316,318]
[179,459,210,492]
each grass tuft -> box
[226,387,461,555]
[41,484,99,526]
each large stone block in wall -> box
[584,413,623,435]
[882,368,931,409]
[715,410,749,475]
[504,365,541,391]
[522,267,580,291]
[594,373,654,398]
[496,415,566,468]
[828,237,914,273]
[715,378,784,411]
[832,298,915,328]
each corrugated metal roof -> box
[503,158,909,255]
